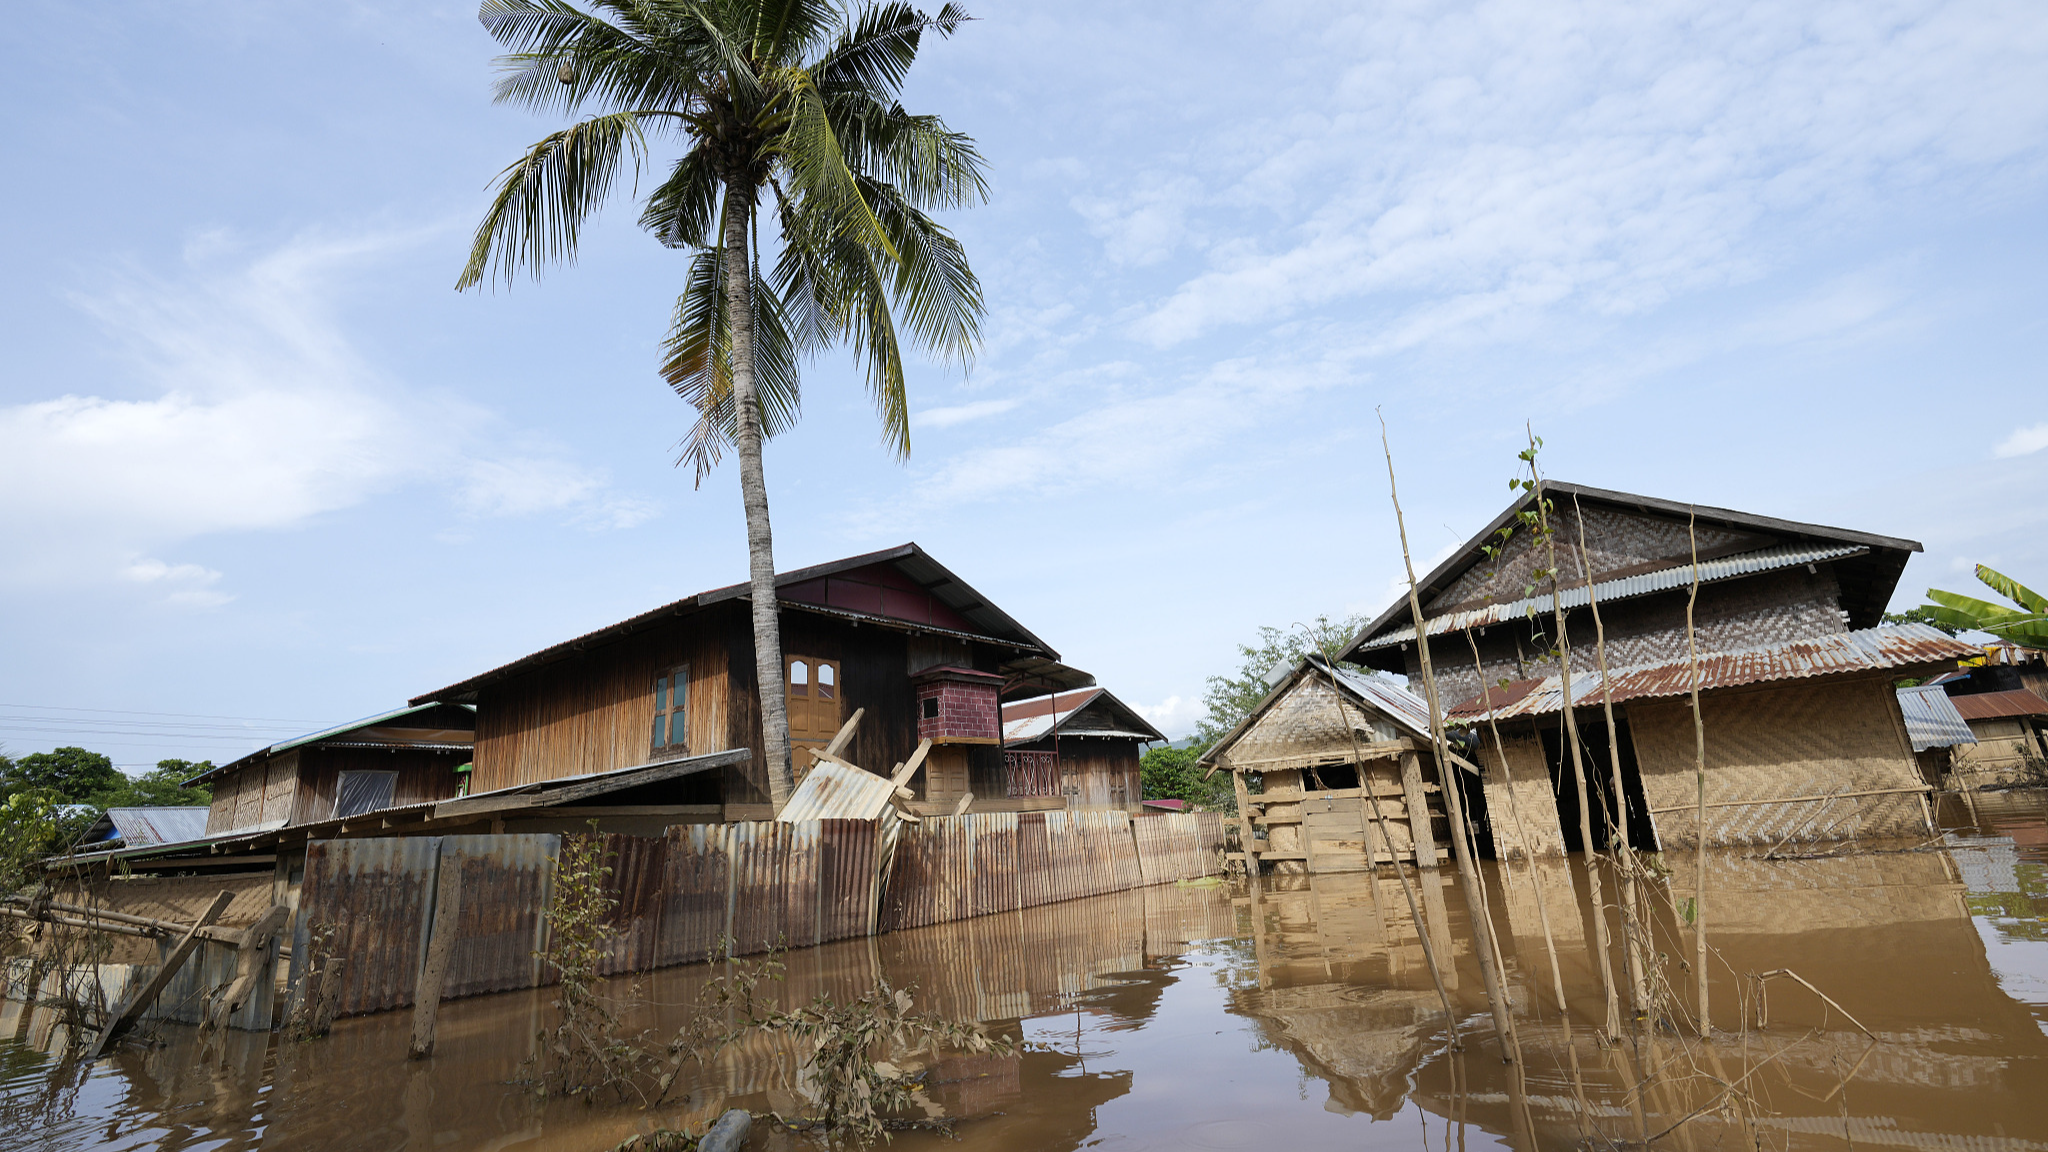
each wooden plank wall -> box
[291,747,468,826]
[472,622,730,795]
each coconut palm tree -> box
[457,0,987,813]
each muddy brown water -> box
[5,792,2047,1151]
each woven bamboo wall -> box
[1628,676,1930,847]
[1479,733,1567,859]
[1223,677,1402,773]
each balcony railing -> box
[1003,750,1061,797]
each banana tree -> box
[457,0,988,812]
[1923,565,2048,648]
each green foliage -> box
[1922,565,2048,647]
[533,825,648,1101]
[1193,615,1368,750]
[460,0,989,483]
[4,747,121,803]
[1140,745,1232,811]
[118,760,215,806]
[1883,605,1962,635]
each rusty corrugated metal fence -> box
[292,811,1221,1018]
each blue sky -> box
[2,0,2044,769]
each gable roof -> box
[1001,687,1167,744]
[411,543,1061,705]
[1197,656,1434,769]
[187,702,476,785]
[1341,481,1922,667]
[1948,689,2048,723]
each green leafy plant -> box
[1922,565,2048,647]
[533,827,653,1101]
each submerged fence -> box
[292,809,1224,1018]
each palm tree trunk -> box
[721,181,793,814]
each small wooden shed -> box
[1199,657,1453,873]
[1000,687,1166,812]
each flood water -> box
[5,791,2048,1151]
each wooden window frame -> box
[651,664,690,754]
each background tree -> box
[1191,614,1369,749]
[460,0,987,813]
[1883,605,1962,635]
[1139,744,1233,811]
[1922,565,2048,648]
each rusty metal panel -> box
[657,823,730,966]
[1016,812,1051,908]
[880,818,937,932]
[294,837,438,1016]
[782,819,822,949]
[971,813,1019,917]
[594,833,668,977]
[1452,623,1979,720]
[728,821,792,956]
[818,818,876,943]
[439,834,558,998]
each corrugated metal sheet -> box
[1326,662,1435,739]
[1896,684,1977,751]
[777,759,896,822]
[1132,811,1225,884]
[439,834,557,998]
[1450,624,1977,720]
[293,837,439,1017]
[1948,689,2048,722]
[101,807,209,847]
[1359,543,1870,651]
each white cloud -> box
[1127,0,2048,349]
[0,228,657,590]
[121,557,233,609]
[913,398,1019,429]
[1071,173,1204,267]
[1995,422,2048,458]
[1132,694,1195,738]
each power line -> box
[0,703,330,724]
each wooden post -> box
[1232,766,1258,873]
[311,957,346,1036]
[94,890,234,1056]
[409,858,465,1059]
[1399,752,1438,867]
[204,903,291,1032]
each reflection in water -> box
[3,796,2048,1150]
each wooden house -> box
[1945,689,2048,787]
[999,687,1166,812]
[408,544,1099,820]
[1198,657,1457,873]
[1337,482,1978,852]
[191,703,476,837]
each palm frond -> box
[638,146,723,248]
[860,175,982,365]
[774,67,898,261]
[751,0,839,65]
[663,246,802,484]
[1927,588,2031,628]
[457,111,651,290]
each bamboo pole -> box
[1463,627,1571,1018]
[1382,416,1516,1059]
[1686,512,1710,1033]
[1573,495,1650,1018]
[1306,653,1461,1049]
[1524,437,1623,1041]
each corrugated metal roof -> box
[1358,543,1868,651]
[1325,661,1436,740]
[1896,685,1976,751]
[1448,623,1976,721]
[190,702,475,784]
[1949,689,2048,722]
[777,760,897,822]
[84,807,214,844]
[1001,687,1167,745]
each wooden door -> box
[786,656,842,776]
